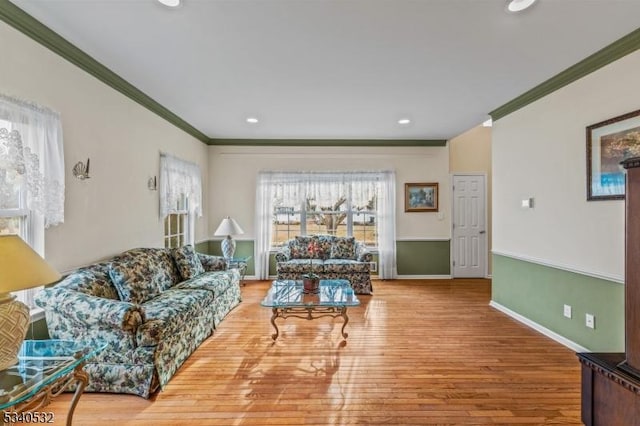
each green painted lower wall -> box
[26,317,49,339]
[197,239,255,276]
[396,240,450,275]
[492,254,624,352]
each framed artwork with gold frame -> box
[404,182,438,212]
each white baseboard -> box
[396,275,452,279]
[489,300,589,353]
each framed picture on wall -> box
[405,182,438,212]
[587,109,640,201]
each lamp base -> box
[221,236,236,260]
[0,295,30,370]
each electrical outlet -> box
[586,313,595,329]
[563,304,572,319]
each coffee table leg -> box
[270,308,280,340]
[340,307,349,339]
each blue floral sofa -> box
[275,235,373,294]
[34,246,241,399]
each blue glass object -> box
[261,279,360,308]
[0,340,106,409]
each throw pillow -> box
[330,236,357,259]
[172,245,205,280]
[289,236,312,259]
[109,255,164,305]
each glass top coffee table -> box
[1,339,106,426]
[261,279,360,341]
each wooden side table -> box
[1,340,105,426]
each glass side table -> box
[226,256,251,285]
[1,339,106,426]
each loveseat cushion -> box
[330,236,357,259]
[109,248,179,304]
[288,236,313,259]
[172,245,205,279]
[324,259,371,273]
[315,235,334,260]
[136,288,214,346]
[276,258,324,274]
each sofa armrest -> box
[356,243,373,263]
[275,246,291,262]
[197,253,227,271]
[35,288,144,332]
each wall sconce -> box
[148,176,157,191]
[72,158,90,180]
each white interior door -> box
[452,174,487,278]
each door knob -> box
[479,230,486,234]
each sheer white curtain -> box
[255,170,397,279]
[0,94,65,233]
[159,153,202,245]
[377,171,397,279]
[0,94,64,309]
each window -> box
[164,195,188,248]
[0,95,65,310]
[272,193,377,247]
[159,153,202,247]
[256,171,396,280]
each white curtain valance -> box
[0,94,65,228]
[159,153,202,218]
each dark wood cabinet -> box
[577,157,640,425]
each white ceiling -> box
[9,0,640,141]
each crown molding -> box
[0,1,209,143]
[491,27,640,121]
[208,139,447,147]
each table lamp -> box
[0,235,61,370]
[214,216,244,259]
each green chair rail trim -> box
[209,139,448,147]
[491,27,640,121]
[0,1,209,143]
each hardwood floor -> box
[46,279,582,425]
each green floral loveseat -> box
[275,235,373,294]
[35,246,241,398]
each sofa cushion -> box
[109,248,179,304]
[172,245,205,279]
[324,259,371,273]
[57,262,120,300]
[174,270,237,298]
[136,288,214,346]
[330,236,357,259]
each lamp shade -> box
[0,235,60,370]
[214,217,244,237]
[0,235,61,295]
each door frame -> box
[450,173,489,278]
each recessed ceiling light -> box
[246,117,259,124]
[157,0,181,8]
[506,0,537,13]
[397,118,411,125]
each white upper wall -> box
[493,49,640,282]
[208,145,451,241]
[0,22,209,272]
